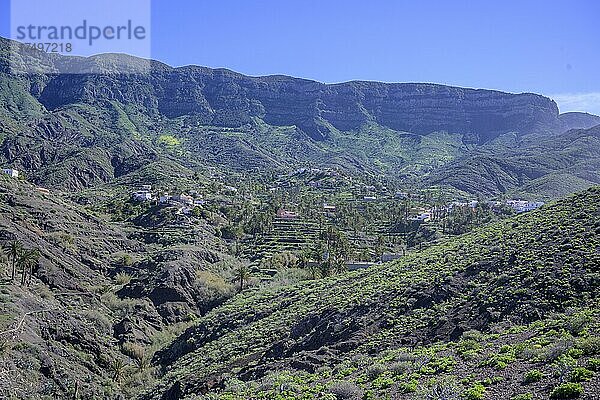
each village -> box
[0,163,546,278]
[122,166,546,276]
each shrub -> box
[421,356,455,374]
[0,338,10,354]
[457,338,482,359]
[499,344,512,353]
[481,376,503,386]
[549,382,583,399]
[566,348,583,359]
[328,380,364,399]
[564,313,591,336]
[119,253,135,267]
[387,361,412,376]
[464,382,486,400]
[523,369,543,384]
[365,364,386,380]
[101,292,148,315]
[587,358,600,371]
[371,374,394,389]
[396,379,418,393]
[516,343,539,360]
[577,336,600,355]
[553,356,577,383]
[196,270,234,300]
[80,309,112,335]
[114,272,132,285]
[35,284,54,300]
[481,350,515,370]
[46,231,76,250]
[420,378,461,400]
[569,367,593,382]
[542,338,574,362]
[121,342,146,362]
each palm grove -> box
[2,240,40,286]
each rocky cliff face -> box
[0,36,567,143]
[34,69,562,142]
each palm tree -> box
[18,248,40,287]
[233,263,251,292]
[111,358,126,383]
[3,240,23,281]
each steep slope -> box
[0,175,145,399]
[36,72,563,143]
[0,172,238,399]
[145,187,600,399]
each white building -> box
[2,168,19,178]
[409,211,432,222]
[346,261,375,271]
[277,208,299,219]
[449,200,478,210]
[506,200,544,213]
[132,191,153,202]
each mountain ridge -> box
[2,36,596,144]
[1,35,600,197]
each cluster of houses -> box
[505,200,545,213]
[406,198,544,222]
[446,199,544,214]
[293,167,323,176]
[132,185,206,215]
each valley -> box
[0,36,598,400]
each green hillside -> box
[144,187,600,399]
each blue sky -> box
[1,0,599,114]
